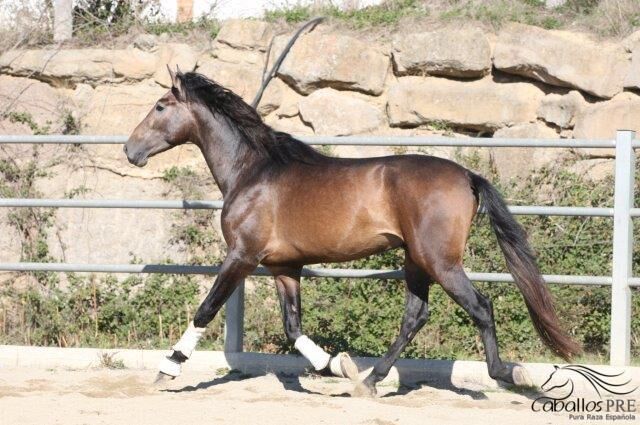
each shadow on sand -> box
[161,352,542,401]
[162,369,324,396]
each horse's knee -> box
[406,302,429,329]
[405,304,429,340]
[417,306,430,327]
[477,291,493,311]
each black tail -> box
[469,172,581,361]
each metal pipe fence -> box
[0,131,636,364]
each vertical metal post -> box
[224,280,244,353]
[53,0,73,42]
[611,130,635,366]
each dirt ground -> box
[0,367,574,425]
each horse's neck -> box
[194,108,260,197]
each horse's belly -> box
[262,165,403,265]
[261,230,403,265]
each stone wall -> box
[0,19,639,268]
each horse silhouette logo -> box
[540,365,637,399]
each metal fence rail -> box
[0,134,616,147]
[0,262,622,286]
[0,199,621,216]
[0,131,636,365]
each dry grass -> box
[586,0,640,37]
[266,0,640,39]
[398,0,640,38]
[0,0,637,52]
[0,0,218,51]
[98,352,126,369]
[0,1,52,55]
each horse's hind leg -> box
[354,255,431,397]
[434,265,532,387]
[270,266,358,381]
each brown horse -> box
[124,69,580,396]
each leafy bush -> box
[0,272,224,349]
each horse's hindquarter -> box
[260,155,476,265]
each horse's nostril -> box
[123,145,128,155]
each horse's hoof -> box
[511,365,533,387]
[337,353,359,382]
[158,356,181,378]
[153,371,176,386]
[351,381,377,398]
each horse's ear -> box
[166,64,177,85]
[166,64,185,101]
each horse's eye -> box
[155,104,165,112]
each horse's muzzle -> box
[123,144,148,167]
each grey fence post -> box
[53,0,73,42]
[224,280,244,353]
[611,130,636,366]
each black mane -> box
[178,71,325,165]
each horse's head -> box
[541,365,572,393]
[124,66,195,167]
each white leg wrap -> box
[172,322,206,358]
[294,335,330,371]
[329,353,359,380]
[158,356,182,377]
[329,355,345,377]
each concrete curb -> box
[2,345,638,394]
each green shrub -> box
[0,272,224,349]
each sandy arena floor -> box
[0,367,574,425]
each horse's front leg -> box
[269,266,359,381]
[157,252,257,380]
